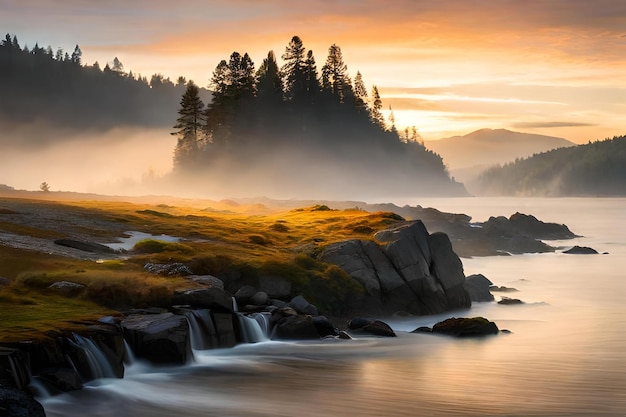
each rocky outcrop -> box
[54,238,115,254]
[464,274,495,302]
[563,245,599,254]
[416,317,499,337]
[172,288,234,312]
[121,313,191,365]
[320,221,470,316]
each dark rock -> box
[38,367,83,391]
[144,262,192,276]
[270,299,289,309]
[0,386,46,417]
[188,275,224,289]
[490,285,518,292]
[289,295,318,316]
[411,326,433,333]
[508,212,578,240]
[563,245,599,255]
[464,274,495,302]
[311,316,337,338]
[234,285,256,305]
[211,313,237,348]
[498,297,524,305]
[428,232,471,309]
[120,313,191,365]
[250,291,269,306]
[271,315,320,340]
[54,238,115,254]
[172,288,233,313]
[347,317,373,330]
[336,330,352,340]
[431,317,499,337]
[361,320,396,337]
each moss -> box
[132,239,194,255]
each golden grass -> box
[0,196,405,341]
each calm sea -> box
[40,198,626,417]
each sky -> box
[2,0,626,143]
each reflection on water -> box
[42,198,626,417]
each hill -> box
[471,135,626,196]
[424,129,575,184]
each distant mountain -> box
[470,135,626,196]
[424,129,575,183]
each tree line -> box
[472,135,626,196]
[0,33,207,132]
[170,35,460,198]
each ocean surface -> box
[39,197,626,417]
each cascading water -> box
[185,309,219,350]
[72,334,116,379]
[236,313,269,343]
[250,312,272,338]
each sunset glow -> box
[2,0,625,142]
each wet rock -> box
[311,316,337,338]
[38,367,83,391]
[289,295,318,316]
[121,313,191,365]
[464,274,495,302]
[563,246,599,255]
[189,275,224,289]
[361,320,396,337]
[271,315,320,340]
[0,386,46,417]
[431,317,499,337]
[347,317,374,330]
[498,297,524,305]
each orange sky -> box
[3,0,626,143]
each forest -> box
[472,135,626,196]
[0,33,204,134]
[170,36,466,197]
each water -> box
[40,198,626,416]
[103,231,181,252]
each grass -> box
[0,196,406,341]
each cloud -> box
[513,121,597,129]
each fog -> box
[0,124,466,202]
[0,126,176,196]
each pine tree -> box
[172,81,205,168]
[256,50,283,102]
[281,35,307,100]
[304,50,320,100]
[321,44,352,103]
[370,85,384,128]
[353,71,368,108]
[70,45,82,65]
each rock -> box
[498,297,524,305]
[508,212,578,240]
[428,232,471,309]
[361,320,396,337]
[189,275,224,289]
[289,295,318,316]
[38,367,83,391]
[48,281,85,296]
[259,275,292,298]
[490,285,518,292]
[271,315,320,340]
[144,262,192,276]
[54,238,115,254]
[250,291,269,306]
[234,285,256,305]
[464,274,495,302]
[121,313,191,364]
[211,313,237,348]
[0,386,46,417]
[173,288,233,312]
[431,317,499,337]
[311,316,337,338]
[411,326,433,333]
[347,317,373,330]
[563,246,599,255]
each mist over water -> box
[39,198,626,416]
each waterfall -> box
[250,312,272,339]
[72,334,116,379]
[28,376,53,399]
[232,297,239,312]
[122,339,136,365]
[185,309,218,350]
[237,314,269,343]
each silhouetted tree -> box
[353,71,368,109]
[172,81,205,167]
[256,51,283,103]
[321,44,352,103]
[370,86,384,127]
[281,35,307,101]
[70,45,82,65]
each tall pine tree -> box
[172,81,204,168]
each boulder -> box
[428,232,471,309]
[0,386,46,417]
[189,275,224,289]
[121,313,191,364]
[211,313,237,348]
[430,317,499,337]
[289,295,318,316]
[464,274,495,302]
[48,281,85,296]
[144,262,192,276]
[234,285,256,305]
[172,288,233,313]
[563,246,598,255]
[250,291,269,306]
[319,239,382,295]
[311,316,337,338]
[361,320,396,337]
[347,317,373,330]
[498,297,524,305]
[271,315,320,340]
